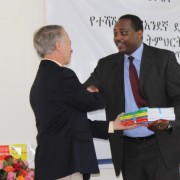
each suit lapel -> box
[113,53,125,110]
[113,53,124,90]
[139,44,155,90]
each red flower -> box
[13,163,22,171]
[4,155,13,161]
[19,169,28,177]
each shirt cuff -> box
[108,121,114,133]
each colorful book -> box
[119,107,175,125]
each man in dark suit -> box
[85,14,180,180]
[30,25,138,180]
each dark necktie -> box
[128,56,147,108]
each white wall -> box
[0,1,121,179]
[0,0,45,144]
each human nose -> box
[114,33,122,41]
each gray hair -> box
[33,25,65,58]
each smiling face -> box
[113,19,143,55]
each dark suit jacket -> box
[84,43,180,176]
[30,60,109,180]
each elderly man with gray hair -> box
[30,25,138,180]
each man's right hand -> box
[113,114,142,131]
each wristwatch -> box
[167,121,173,130]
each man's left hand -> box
[148,119,170,131]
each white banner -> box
[46,0,180,168]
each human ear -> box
[137,30,143,40]
[55,40,62,51]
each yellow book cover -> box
[9,144,27,160]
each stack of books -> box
[119,107,175,125]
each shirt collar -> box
[42,58,63,67]
[124,43,144,62]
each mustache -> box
[115,40,123,45]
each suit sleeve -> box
[88,119,109,139]
[60,68,105,112]
[84,59,102,89]
[166,52,180,130]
